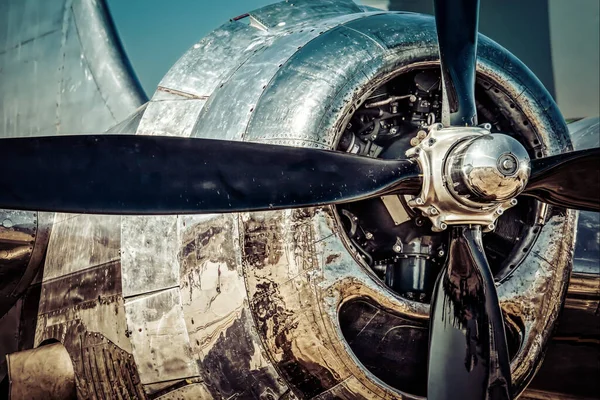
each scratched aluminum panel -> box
[121,216,180,298]
[249,0,362,30]
[137,99,206,137]
[0,29,63,137]
[125,287,200,384]
[0,0,145,138]
[157,20,273,99]
[245,22,386,148]
[71,0,145,122]
[43,214,121,281]
[56,14,118,134]
[192,13,372,141]
[0,0,64,52]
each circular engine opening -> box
[335,65,539,396]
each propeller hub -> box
[406,124,527,232]
[445,134,531,205]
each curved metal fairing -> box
[0,0,146,138]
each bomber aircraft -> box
[0,0,598,399]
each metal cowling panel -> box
[0,0,146,138]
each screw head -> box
[415,198,424,205]
[439,222,448,231]
[488,223,496,231]
[365,232,374,240]
[496,208,504,215]
[429,207,439,215]
[438,250,445,257]
[510,198,518,206]
[393,245,402,253]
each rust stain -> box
[243,215,285,270]
[325,254,340,264]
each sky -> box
[106,0,599,118]
[106,0,282,96]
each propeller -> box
[427,0,515,399]
[0,134,421,214]
[0,1,597,399]
[522,147,600,212]
[428,1,597,400]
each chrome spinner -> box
[406,123,531,232]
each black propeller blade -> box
[0,134,421,214]
[434,0,480,126]
[429,0,513,399]
[522,147,600,212]
[428,226,512,400]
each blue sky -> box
[106,0,279,96]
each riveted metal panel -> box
[0,28,63,137]
[0,0,145,138]
[192,13,373,141]
[178,213,289,398]
[249,0,362,31]
[124,287,200,384]
[43,214,121,281]
[137,99,206,137]
[245,22,386,148]
[71,0,145,122]
[56,14,118,134]
[157,20,273,99]
[0,0,64,53]
[121,216,180,298]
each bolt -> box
[510,198,518,206]
[502,159,515,170]
[428,138,436,146]
[415,218,424,227]
[488,223,496,231]
[410,137,420,146]
[439,222,448,231]
[496,208,504,215]
[415,198,424,205]
[438,249,445,257]
[429,207,439,215]
[365,232,374,240]
[393,245,402,253]
[417,130,427,140]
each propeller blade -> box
[522,147,600,212]
[428,225,512,400]
[434,0,480,126]
[0,135,422,214]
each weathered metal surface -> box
[121,216,180,297]
[34,208,139,398]
[6,342,76,400]
[191,14,378,142]
[0,2,585,399]
[249,0,362,31]
[137,98,206,137]
[0,210,51,318]
[0,0,146,138]
[43,214,121,281]
[124,287,201,385]
[157,21,272,99]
